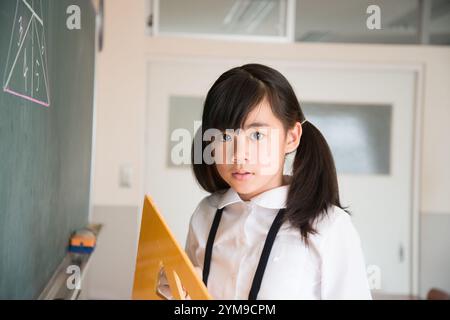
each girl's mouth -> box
[232,172,253,181]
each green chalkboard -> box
[0,0,95,299]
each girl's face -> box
[214,98,302,201]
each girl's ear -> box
[284,122,302,154]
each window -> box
[302,102,392,175]
[148,0,450,45]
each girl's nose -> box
[232,132,249,164]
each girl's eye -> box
[220,133,232,142]
[250,131,265,141]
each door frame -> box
[143,55,424,296]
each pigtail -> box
[284,120,346,244]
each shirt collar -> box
[217,175,291,210]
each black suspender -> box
[248,208,285,300]
[202,207,223,285]
[202,207,286,300]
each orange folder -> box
[132,195,212,300]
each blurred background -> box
[1,0,450,300]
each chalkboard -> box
[0,0,96,299]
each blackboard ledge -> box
[38,224,102,300]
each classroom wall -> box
[86,0,450,299]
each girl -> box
[186,63,371,300]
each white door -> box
[145,58,418,295]
[280,64,417,295]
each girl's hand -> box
[156,266,191,300]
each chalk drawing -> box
[3,0,50,107]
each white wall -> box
[86,0,450,299]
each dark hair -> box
[192,63,346,243]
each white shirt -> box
[185,182,373,300]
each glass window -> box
[295,0,421,44]
[167,95,203,168]
[156,0,291,40]
[286,102,392,175]
[152,0,449,45]
[429,0,450,45]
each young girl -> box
[186,63,372,300]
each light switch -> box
[119,164,133,188]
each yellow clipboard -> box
[132,195,212,300]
